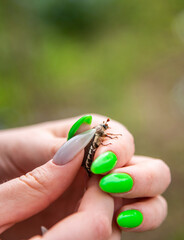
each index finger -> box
[94,116,135,169]
[43,114,135,171]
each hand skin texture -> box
[0,114,171,240]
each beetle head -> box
[102,118,110,130]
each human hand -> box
[30,176,118,240]
[0,116,95,238]
[0,114,171,239]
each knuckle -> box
[129,132,135,146]
[164,164,171,187]
[122,131,135,161]
[19,166,50,204]
[154,159,167,170]
[150,197,168,230]
[154,159,171,186]
[160,196,168,218]
[92,213,112,240]
[129,132,135,154]
[143,169,156,195]
[50,140,62,158]
[157,195,168,209]
[145,171,155,190]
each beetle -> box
[82,118,121,175]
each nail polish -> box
[67,115,92,140]
[53,129,96,165]
[99,173,133,193]
[117,209,143,228]
[91,151,117,174]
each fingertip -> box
[116,196,168,232]
[95,130,134,169]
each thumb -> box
[0,129,95,233]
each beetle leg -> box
[105,133,122,136]
[99,137,112,146]
[104,134,118,139]
[101,142,112,146]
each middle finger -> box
[98,156,171,198]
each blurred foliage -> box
[14,0,114,35]
[0,0,184,239]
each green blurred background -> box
[0,0,184,239]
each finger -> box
[43,114,135,170]
[40,176,114,240]
[41,115,92,138]
[0,128,65,181]
[31,222,122,240]
[79,115,134,176]
[29,236,42,240]
[94,115,134,168]
[43,113,135,175]
[99,156,171,198]
[116,195,168,232]
[0,156,82,233]
[0,223,14,234]
[0,130,95,233]
[107,222,121,240]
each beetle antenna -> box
[106,118,110,123]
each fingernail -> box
[117,209,143,228]
[67,115,92,140]
[99,173,133,193]
[91,151,117,174]
[41,226,48,235]
[53,129,96,165]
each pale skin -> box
[0,114,171,240]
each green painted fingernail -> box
[99,173,133,193]
[67,115,92,140]
[91,151,117,174]
[117,209,143,228]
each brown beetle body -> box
[82,118,121,175]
